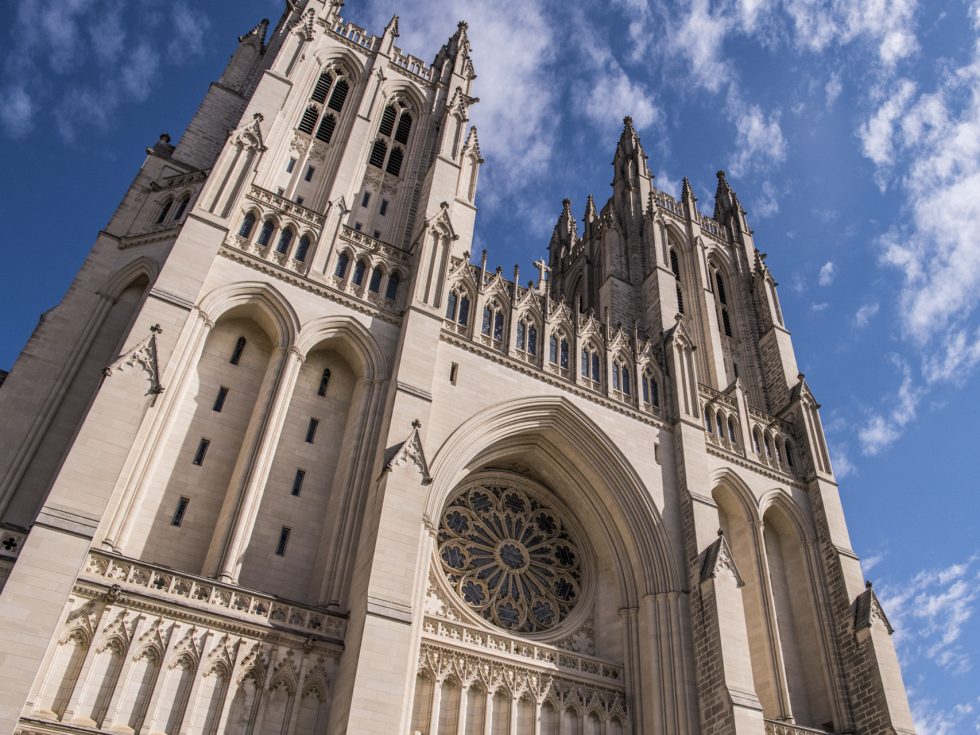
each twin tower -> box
[0,2,915,734]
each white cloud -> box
[0,86,35,138]
[169,2,211,60]
[878,555,979,676]
[858,360,921,455]
[922,328,980,384]
[862,552,884,574]
[729,103,787,175]
[855,302,880,327]
[673,0,732,93]
[911,697,976,735]
[752,180,780,218]
[830,444,856,478]
[811,302,829,312]
[859,79,917,169]
[825,72,843,107]
[818,261,835,286]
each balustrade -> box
[765,721,832,735]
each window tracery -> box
[437,482,583,634]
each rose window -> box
[437,482,583,633]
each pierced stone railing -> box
[765,721,832,735]
[339,225,412,268]
[248,186,325,229]
[699,383,738,411]
[392,49,433,80]
[331,20,377,50]
[82,551,347,640]
[423,617,625,687]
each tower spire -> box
[611,116,653,228]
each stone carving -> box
[437,481,583,634]
[103,325,164,397]
[383,420,431,484]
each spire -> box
[434,20,477,86]
[583,194,598,239]
[385,14,400,37]
[381,14,400,54]
[461,125,483,160]
[549,199,578,256]
[239,18,269,49]
[612,116,653,226]
[713,169,750,233]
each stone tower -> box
[0,3,915,735]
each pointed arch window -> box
[385,272,400,300]
[446,287,471,327]
[581,344,601,385]
[481,301,505,343]
[642,370,660,408]
[156,199,173,225]
[714,270,734,337]
[257,220,275,248]
[238,212,256,239]
[612,357,632,398]
[671,247,686,315]
[369,101,414,178]
[369,266,384,293]
[317,369,331,397]
[334,251,350,279]
[173,195,190,221]
[294,235,311,262]
[275,228,294,255]
[298,67,351,145]
[230,337,247,365]
[516,316,538,357]
[352,260,367,287]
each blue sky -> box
[1,0,979,730]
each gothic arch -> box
[425,396,682,599]
[295,315,387,381]
[758,489,814,543]
[313,46,366,80]
[709,468,760,523]
[197,281,300,349]
[378,81,426,118]
[99,256,159,301]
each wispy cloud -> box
[855,302,880,328]
[825,72,843,107]
[729,103,787,176]
[880,555,980,675]
[818,261,836,286]
[858,359,921,455]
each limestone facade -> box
[0,2,916,734]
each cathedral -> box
[0,2,916,734]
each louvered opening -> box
[369,140,388,169]
[327,80,349,112]
[379,106,396,138]
[722,308,732,337]
[670,249,680,278]
[316,114,336,143]
[386,147,404,177]
[716,273,727,304]
[299,106,319,134]
[311,73,332,103]
[395,113,413,145]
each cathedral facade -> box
[0,2,916,734]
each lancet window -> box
[297,67,350,144]
[581,343,602,388]
[715,271,734,338]
[446,287,471,327]
[611,356,632,399]
[368,100,414,178]
[385,272,400,301]
[481,301,506,343]
[516,315,538,357]
[641,369,660,408]
[334,251,350,279]
[549,331,571,372]
[238,212,256,239]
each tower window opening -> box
[380,199,389,216]
[327,79,349,112]
[305,418,320,444]
[677,284,685,314]
[716,414,725,437]
[286,157,297,173]
[722,308,732,337]
[276,229,294,255]
[362,192,371,207]
[295,196,305,206]
[299,106,319,135]
[292,469,306,497]
[238,212,256,239]
[156,199,173,225]
[304,166,315,182]
[482,303,505,342]
[369,266,384,293]
[173,196,190,221]
[446,289,470,326]
[716,273,728,304]
[352,260,367,286]
[311,72,332,104]
[395,112,413,145]
[315,114,336,143]
[230,337,247,365]
[642,371,659,407]
[373,229,381,239]
[379,106,397,137]
[192,439,210,466]
[213,386,229,413]
[317,369,331,397]
[369,140,388,169]
[386,147,404,177]
[581,347,601,383]
[334,252,350,279]
[670,249,680,278]
[728,418,737,443]
[275,527,291,556]
[295,235,311,262]
[257,220,275,248]
[171,497,190,527]
[385,272,400,300]
[450,362,459,385]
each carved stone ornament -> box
[382,420,432,484]
[229,113,267,152]
[104,324,164,397]
[699,533,745,588]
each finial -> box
[718,528,725,537]
[866,580,873,589]
[440,201,449,210]
[717,169,728,182]
[385,14,400,37]
[150,324,163,334]
[159,133,171,144]
[412,419,422,430]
